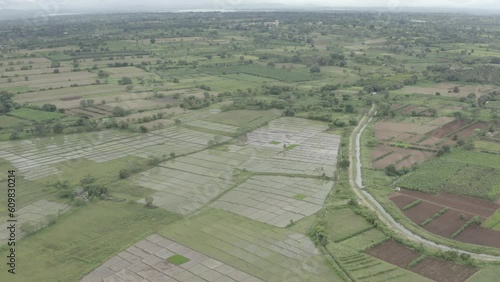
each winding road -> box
[348,104,500,261]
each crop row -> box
[451,216,483,238]
[402,200,422,211]
[420,208,449,226]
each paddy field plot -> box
[136,150,248,215]
[81,234,263,282]
[238,117,341,177]
[210,175,333,227]
[0,127,230,180]
[0,199,69,244]
[160,209,336,281]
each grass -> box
[476,140,500,153]
[325,208,374,242]
[395,150,500,201]
[159,208,338,282]
[468,265,500,282]
[270,140,281,145]
[206,109,282,127]
[0,115,29,127]
[482,210,500,231]
[43,156,148,185]
[8,108,65,121]
[167,254,190,265]
[294,193,307,200]
[284,144,299,150]
[0,201,180,282]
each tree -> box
[170,152,176,158]
[53,69,59,74]
[0,92,15,114]
[52,123,64,134]
[80,99,88,108]
[385,164,400,176]
[150,38,156,44]
[310,65,321,73]
[338,159,350,168]
[42,104,57,112]
[119,169,130,179]
[145,196,155,208]
[112,106,127,117]
[118,76,132,85]
[453,86,460,93]
[139,125,148,133]
[98,70,109,78]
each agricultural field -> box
[159,209,336,281]
[82,234,264,282]
[395,150,500,201]
[388,189,500,248]
[8,108,65,121]
[210,175,333,227]
[3,9,500,282]
[368,240,478,282]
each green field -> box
[326,208,374,242]
[483,210,500,231]
[206,109,282,127]
[0,202,180,282]
[0,115,29,127]
[159,208,338,281]
[8,108,65,121]
[205,63,321,82]
[476,140,500,153]
[396,150,500,200]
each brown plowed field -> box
[372,146,434,170]
[427,119,468,138]
[456,225,500,248]
[389,194,418,209]
[367,240,420,267]
[399,190,500,218]
[410,257,477,282]
[424,210,473,238]
[404,201,443,225]
[454,122,488,138]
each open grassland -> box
[0,202,180,282]
[159,208,337,281]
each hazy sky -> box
[0,0,498,11]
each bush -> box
[119,169,131,179]
[310,65,321,73]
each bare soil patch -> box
[454,122,488,138]
[456,225,500,248]
[399,189,500,218]
[389,194,419,209]
[424,209,473,237]
[367,240,419,268]
[410,257,477,282]
[427,119,468,138]
[404,201,444,224]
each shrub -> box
[119,169,131,179]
